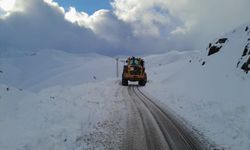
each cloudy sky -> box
[0,0,250,55]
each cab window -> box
[129,59,140,66]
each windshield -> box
[129,59,140,66]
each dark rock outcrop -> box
[207,38,227,56]
[208,46,222,56]
[208,43,212,48]
[215,38,228,44]
[237,61,240,68]
[242,44,249,57]
[241,56,250,73]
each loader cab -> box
[122,57,147,86]
[127,57,144,67]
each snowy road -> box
[121,85,203,150]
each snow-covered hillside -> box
[0,50,126,149]
[143,23,250,149]
[0,49,116,92]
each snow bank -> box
[0,79,125,150]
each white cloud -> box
[0,0,16,11]
[64,7,111,31]
[65,7,91,27]
[0,0,25,17]
[111,0,173,37]
[43,0,65,13]
[0,0,250,56]
[112,0,250,48]
[0,0,113,54]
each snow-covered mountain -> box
[203,22,250,74]
[0,49,116,92]
[143,22,250,149]
[0,22,250,150]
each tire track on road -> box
[124,85,204,150]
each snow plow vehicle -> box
[122,57,147,86]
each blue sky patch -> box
[54,0,112,14]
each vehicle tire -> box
[139,80,146,86]
[122,78,128,86]
[139,72,147,86]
